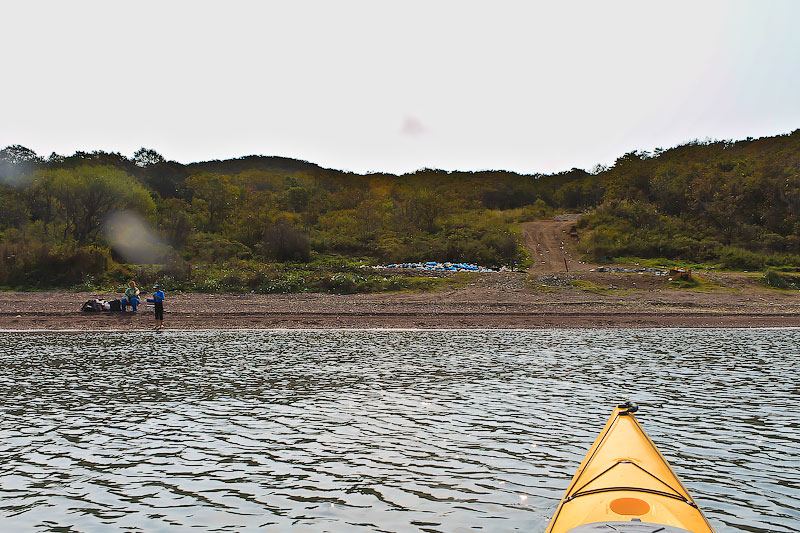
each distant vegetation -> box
[2,128,800,291]
[575,133,800,270]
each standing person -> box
[152,284,165,330]
[122,281,140,313]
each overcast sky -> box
[3,1,799,174]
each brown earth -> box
[1,270,799,330]
[521,215,595,273]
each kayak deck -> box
[546,403,715,533]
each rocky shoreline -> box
[2,271,799,330]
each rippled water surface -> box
[1,329,799,532]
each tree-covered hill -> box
[575,130,800,268]
[1,128,799,290]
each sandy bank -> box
[1,271,799,330]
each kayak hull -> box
[546,404,715,533]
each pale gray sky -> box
[3,1,799,174]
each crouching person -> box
[122,281,140,312]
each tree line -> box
[0,146,533,290]
[1,128,800,290]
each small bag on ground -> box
[81,299,104,312]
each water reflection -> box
[0,329,798,532]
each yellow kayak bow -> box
[546,402,716,533]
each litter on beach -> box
[367,262,513,272]
[589,266,667,275]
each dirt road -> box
[520,215,592,273]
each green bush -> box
[761,268,800,290]
[260,223,311,262]
[0,241,110,287]
[576,199,800,271]
[315,272,440,294]
[184,233,252,262]
[718,246,766,270]
[258,272,308,294]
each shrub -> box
[761,268,800,289]
[258,272,308,293]
[184,233,252,262]
[718,246,766,270]
[260,223,311,262]
[0,241,110,287]
[762,268,789,289]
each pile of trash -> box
[590,267,667,275]
[368,261,506,272]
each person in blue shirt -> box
[152,284,165,330]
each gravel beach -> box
[2,271,799,330]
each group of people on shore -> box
[121,281,165,329]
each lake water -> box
[0,329,798,532]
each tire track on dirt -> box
[520,215,593,273]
